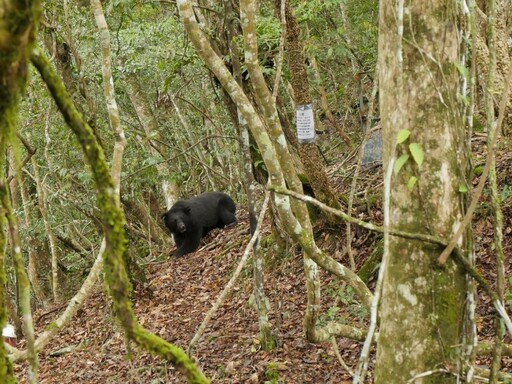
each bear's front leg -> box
[174,230,202,257]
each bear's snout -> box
[177,222,187,233]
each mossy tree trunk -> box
[472,0,512,135]
[31,154,63,303]
[375,1,470,382]
[0,0,42,382]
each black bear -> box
[162,192,237,257]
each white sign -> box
[296,104,315,143]
[2,324,15,338]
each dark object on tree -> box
[161,192,237,257]
[362,126,383,166]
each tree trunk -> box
[123,73,179,210]
[20,172,51,307]
[277,0,340,211]
[0,1,42,381]
[375,1,470,383]
[32,155,63,302]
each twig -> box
[437,60,512,264]
[269,185,448,247]
[352,157,393,384]
[406,368,451,383]
[331,337,355,377]
[122,135,241,181]
[188,192,270,355]
[6,134,37,184]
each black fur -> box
[161,192,237,257]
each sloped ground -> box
[15,139,512,383]
[15,210,365,383]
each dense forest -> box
[0,0,511,383]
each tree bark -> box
[276,0,340,211]
[32,155,62,302]
[375,1,470,382]
[0,0,42,381]
[20,172,50,307]
[123,72,179,211]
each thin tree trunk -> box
[32,156,62,302]
[91,0,125,192]
[123,73,178,210]
[2,175,39,381]
[12,137,52,307]
[20,171,50,307]
[179,0,373,353]
[0,200,16,383]
[224,0,274,349]
[275,0,340,211]
[485,2,506,381]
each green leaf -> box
[458,93,470,107]
[407,176,417,190]
[454,61,469,80]
[396,129,411,144]
[409,143,424,167]
[459,184,469,193]
[394,154,410,175]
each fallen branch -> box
[269,185,447,247]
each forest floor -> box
[15,135,512,383]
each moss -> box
[46,322,59,332]
[473,117,485,132]
[432,265,466,361]
[357,237,383,283]
[132,325,209,383]
[260,332,278,351]
[265,362,285,383]
[260,234,275,249]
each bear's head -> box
[162,204,192,234]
